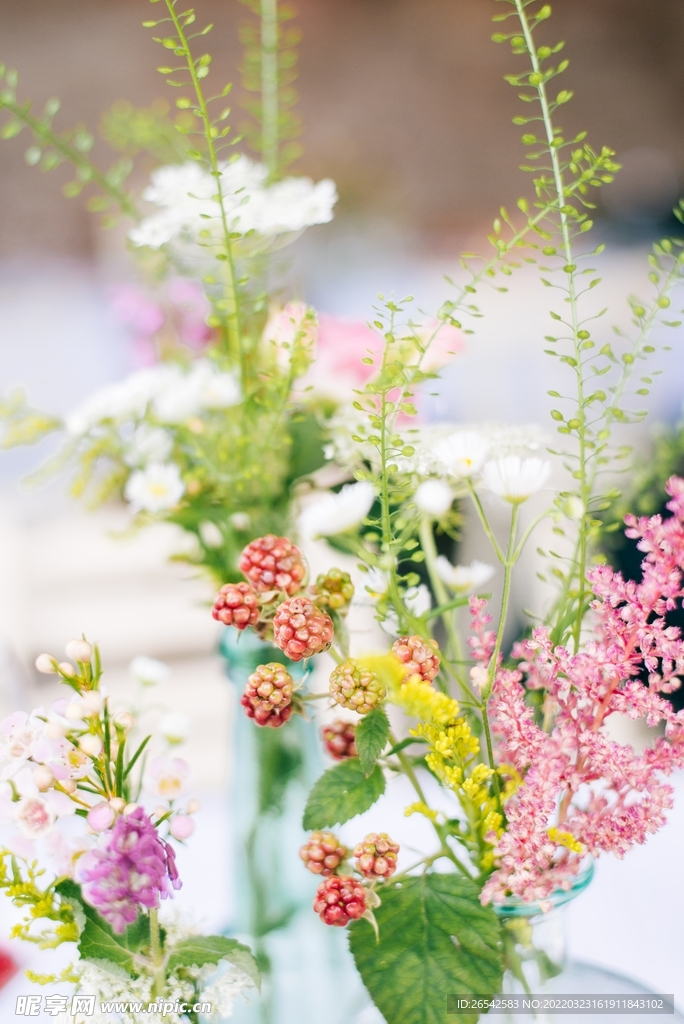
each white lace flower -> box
[435,556,495,593]
[298,482,375,538]
[66,366,175,436]
[414,480,454,516]
[482,456,551,503]
[129,157,336,252]
[199,961,256,1022]
[433,430,491,479]
[124,462,185,513]
[129,655,170,686]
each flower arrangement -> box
[0,639,259,1022]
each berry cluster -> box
[273,597,334,661]
[241,663,294,727]
[391,635,440,683]
[239,535,305,596]
[299,831,347,876]
[321,720,357,760]
[313,875,367,927]
[211,582,260,630]
[312,568,354,611]
[329,659,385,715]
[354,833,399,880]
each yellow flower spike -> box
[395,678,460,726]
[355,653,407,693]
[548,826,584,854]
[405,801,439,822]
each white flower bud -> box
[113,712,135,733]
[563,496,585,521]
[154,805,168,819]
[199,521,223,548]
[65,639,93,663]
[124,803,139,815]
[109,797,126,813]
[186,798,201,815]
[44,719,69,739]
[82,691,105,716]
[159,712,190,746]
[230,511,250,531]
[60,779,77,794]
[414,480,454,517]
[469,666,490,692]
[58,662,75,677]
[35,654,58,674]
[78,734,103,758]
[32,765,55,791]
[65,701,87,721]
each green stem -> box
[467,481,505,563]
[418,517,470,694]
[514,0,586,653]
[149,909,165,999]
[483,503,519,701]
[260,0,280,179]
[165,1,244,380]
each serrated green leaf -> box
[303,758,385,830]
[79,917,137,974]
[349,874,502,1024]
[356,707,390,776]
[167,936,260,989]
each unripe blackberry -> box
[212,582,260,630]
[273,597,334,661]
[329,659,385,715]
[239,535,305,596]
[313,875,367,927]
[353,833,399,880]
[391,635,440,683]
[299,831,347,876]
[241,662,294,727]
[312,568,354,611]
[321,720,357,761]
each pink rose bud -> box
[32,765,54,791]
[87,801,115,832]
[65,639,93,663]
[170,815,195,840]
[35,653,57,674]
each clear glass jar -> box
[496,861,682,1022]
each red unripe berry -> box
[299,831,347,876]
[321,720,357,761]
[212,582,260,630]
[241,662,294,727]
[353,833,399,880]
[313,875,367,927]
[273,597,334,661]
[239,535,305,596]
[391,635,440,683]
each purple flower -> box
[77,807,182,933]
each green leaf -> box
[303,758,385,830]
[355,708,390,776]
[349,874,502,1024]
[167,936,260,989]
[79,917,137,975]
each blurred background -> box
[0,0,682,1014]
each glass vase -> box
[495,861,682,1022]
[219,629,372,1024]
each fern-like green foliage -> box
[0,65,138,223]
[100,99,197,165]
[238,0,302,179]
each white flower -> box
[128,157,337,252]
[433,430,491,479]
[382,584,432,636]
[13,791,74,839]
[124,462,185,513]
[0,711,43,766]
[298,482,375,539]
[129,655,170,686]
[199,520,224,548]
[144,756,192,799]
[200,961,256,1022]
[152,361,240,423]
[159,712,191,745]
[230,511,251,531]
[435,556,495,594]
[66,365,175,436]
[65,639,92,663]
[482,456,551,503]
[414,480,454,516]
[124,424,173,467]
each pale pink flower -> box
[144,756,192,800]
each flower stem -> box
[149,909,165,999]
[418,517,470,695]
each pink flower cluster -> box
[480,477,684,905]
[77,807,181,932]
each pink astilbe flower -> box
[76,807,182,932]
[468,596,496,666]
[482,477,684,906]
